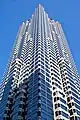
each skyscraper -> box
[0,4,80,120]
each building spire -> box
[38,4,43,8]
[36,4,44,11]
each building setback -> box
[0,4,80,120]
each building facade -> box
[0,4,80,120]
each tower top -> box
[36,4,44,10]
[38,4,43,7]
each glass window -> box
[62,111,69,118]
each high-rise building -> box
[0,4,80,120]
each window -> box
[54,97,59,102]
[62,111,69,118]
[67,96,73,102]
[55,103,60,109]
[60,98,66,104]
[70,116,78,120]
[61,104,67,111]
[46,77,50,82]
[68,102,74,109]
[69,109,76,116]
[55,111,61,116]
[46,73,50,77]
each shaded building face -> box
[0,4,80,120]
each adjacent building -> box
[0,4,80,120]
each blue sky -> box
[0,0,80,81]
